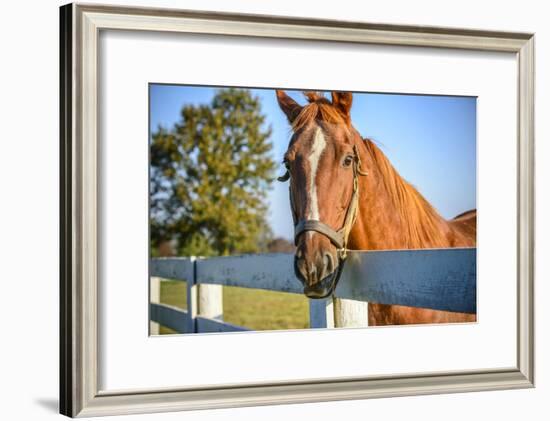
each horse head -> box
[276,90,367,299]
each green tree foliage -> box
[150,88,276,257]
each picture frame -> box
[60,2,534,417]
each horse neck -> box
[349,136,451,250]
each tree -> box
[267,238,296,253]
[150,88,275,257]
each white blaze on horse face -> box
[307,126,327,225]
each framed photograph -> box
[60,3,534,417]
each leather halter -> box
[278,144,368,260]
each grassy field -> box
[158,280,309,334]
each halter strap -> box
[294,220,345,249]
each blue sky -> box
[150,85,476,241]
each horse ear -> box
[276,90,302,124]
[331,91,353,124]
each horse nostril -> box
[323,252,335,275]
[295,257,310,282]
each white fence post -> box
[333,298,369,328]
[149,276,161,335]
[309,298,335,328]
[195,256,224,323]
[198,284,224,320]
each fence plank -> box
[149,303,189,333]
[151,248,477,323]
[150,257,194,282]
[149,277,161,335]
[336,248,476,314]
[196,316,249,333]
[186,257,198,333]
[196,253,302,294]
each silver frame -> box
[60,3,535,417]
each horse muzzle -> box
[294,255,344,299]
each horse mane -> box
[291,92,350,132]
[362,139,450,248]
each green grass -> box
[159,280,188,309]
[157,280,309,334]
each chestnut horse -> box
[276,90,476,325]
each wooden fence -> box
[149,248,476,334]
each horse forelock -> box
[291,98,350,133]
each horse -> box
[276,90,476,325]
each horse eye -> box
[343,155,354,167]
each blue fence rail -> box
[149,248,476,333]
